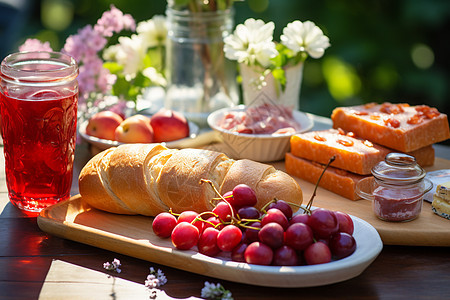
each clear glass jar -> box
[165,7,238,127]
[0,51,78,215]
[356,153,433,222]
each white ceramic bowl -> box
[207,105,314,162]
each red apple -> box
[150,108,189,142]
[86,111,123,140]
[114,114,154,143]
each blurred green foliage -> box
[8,0,450,119]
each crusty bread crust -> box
[78,144,303,216]
[107,143,170,216]
[220,159,303,212]
[157,148,233,214]
[79,148,135,214]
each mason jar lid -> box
[372,153,426,185]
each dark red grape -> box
[303,241,332,265]
[267,199,293,219]
[329,232,357,259]
[243,222,261,244]
[177,210,203,233]
[307,208,339,239]
[334,211,354,235]
[261,208,289,230]
[258,222,284,249]
[231,184,257,208]
[152,212,177,238]
[237,206,260,220]
[231,243,248,262]
[171,222,199,250]
[203,216,224,231]
[212,201,234,222]
[273,245,299,266]
[217,225,242,252]
[244,242,273,265]
[289,213,310,225]
[284,222,314,251]
[177,210,197,223]
[198,227,221,256]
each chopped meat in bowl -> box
[207,105,313,162]
[217,104,302,135]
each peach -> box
[114,114,154,143]
[85,111,123,140]
[150,108,190,142]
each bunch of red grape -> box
[152,183,356,266]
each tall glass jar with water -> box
[165,5,238,127]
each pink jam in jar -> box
[372,185,423,222]
[369,153,432,222]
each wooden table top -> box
[1,139,450,299]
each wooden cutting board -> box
[271,157,450,246]
[37,197,383,287]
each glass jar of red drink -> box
[0,51,78,215]
[356,153,433,222]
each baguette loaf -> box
[79,143,303,216]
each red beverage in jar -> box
[0,51,78,215]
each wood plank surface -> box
[2,141,450,299]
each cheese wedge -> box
[432,181,450,220]
[435,181,450,201]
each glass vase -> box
[165,7,238,127]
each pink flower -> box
[18,39,53,52]
[94,5,136,37]
[63,25,107,62]
[19,5,137,106]
[77,57,116,97]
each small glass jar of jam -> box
[356,153,433,222]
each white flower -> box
[142,67,167,87]
[113,34,147,78]
[102,44,121,61]
[103,258,121,273]
[136,15,167,48]
[201,281,233,300]
[144,267,167,289]
[280,20,330,59]
[224,18,278,68]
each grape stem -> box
[305,155,336,212]
[193,211,225,229]
[200,178,236,221]
[260,198,277,214]
[168,208,179,217]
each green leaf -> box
[146,48,163,71]
[134,71,151,88]
[103,62,123,74]
[111,75,131,98]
